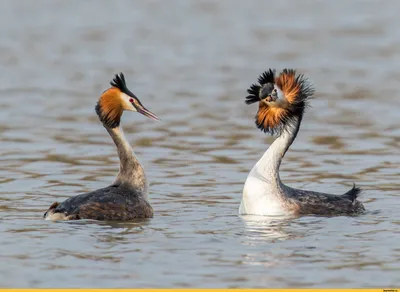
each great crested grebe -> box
[44,73,159,221]
[239,69,365,216]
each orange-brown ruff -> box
[44,73,159,221]
[240,69,365,216]
[247,69,313,135]
[256,71,302,129]
[98,87,124,127]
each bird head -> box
[245,69,314,135]
[95,73,159,128]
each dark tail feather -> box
[342,183,362,202]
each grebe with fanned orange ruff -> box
[240,69,365,216]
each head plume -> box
[245,68,315,135]
[110,73,128,93]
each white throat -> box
[239,118,300,216]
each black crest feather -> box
[258,69,275,85]
[245,69,275,105]
[342,183,362,202]
[110,73,128,93]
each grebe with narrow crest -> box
[44,73,160,221]
[240,69,365,216]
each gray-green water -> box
[0,0,399,288]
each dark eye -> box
[273,89,277,93]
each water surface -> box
[0,0,399,288]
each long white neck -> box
[240,115,302,215]
[106,126,148,196]
[255,117,301,187]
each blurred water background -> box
[0,0,399,288]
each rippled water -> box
[0,0,399,288]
